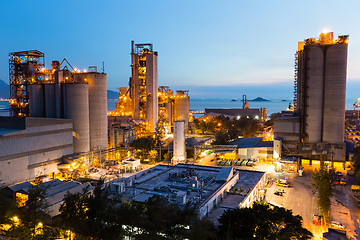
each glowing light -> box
[321,28,330,34]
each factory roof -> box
[219,170,265,208]
[118,164,226,206]
[215,167,233,181]
[6,181,33,193]
[116,164,265,220]
[229,137,272,148]
[6,179,93,217]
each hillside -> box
[107,90,118,100]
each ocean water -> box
[1,98,358,117]
[107,98,359,115]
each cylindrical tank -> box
[62,83,90,153]
[44,84,56,118]
[304,46,324,143]
[165,102,172,124]
[86,73,108,150]
[28,84,45,117]
[174,91,190,130]
[173,120,186,164]
[322,44,348,144]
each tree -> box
[311,161,333,223]
[59,185,125,240]
[130,137,156,161]
[217,202,312,240]
[213,131,231,145]
[352,146,360,184]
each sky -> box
[1,0,360,99]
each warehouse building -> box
[0,117,73,185]
[110,164,266,219]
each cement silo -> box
[45,84,56,118]
[165,102,173,124]
[28,84,45,117]
[303,46,324,143]
[173,120,186,164]
[322,44,348,144]
[62,83,90,153]
[85,73,108,150]
[174,90,190,130]
[145,52,158,132]
[294,32,348,162]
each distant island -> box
[247,97,270,102]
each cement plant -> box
[0,30,359,240]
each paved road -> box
[266,172,359,239]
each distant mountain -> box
[107,90,118,100]
[0,79,9,99]
[248,97,270,102]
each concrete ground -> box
[194,155,359,239]
[265,170,359,239]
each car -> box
[340,178,346,185]
[275,179,290,187]
[330,221,345,230]
[351,185,360,192]
[274,189,284,196]
[336,171,343,177]
[275,188,285,193]
[312,214,323,225]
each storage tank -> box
[165,102,172,124]
[85,73,108,150]
[173,120,186,164]
[28,84,45,117]
[322,44,348,144]
[174,90,190,130]
[44,84,56,118]
[303,46,324,143]
[62,83,90,153]
[145,52,158,132]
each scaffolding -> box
[293,52,298,110]
[9,50,45,117]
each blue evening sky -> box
[0,0,360,100]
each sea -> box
[1,98,358,117]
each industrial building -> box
[111,42,191,135]
[0,117,73,185]
[108,117,136,148]
[110,164,266,219]
[5,179,93,217]
[204,108,267,122]
[130,41,158,132]
[275,32,349,163]
[229,137,274,160]
[9,50,108,153]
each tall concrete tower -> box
[130,41,158,132]
[295,32,349,161]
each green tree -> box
[130,137,156,161]
[311,161,333,223]
[217,202,312,240]
[352,146,360,184]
